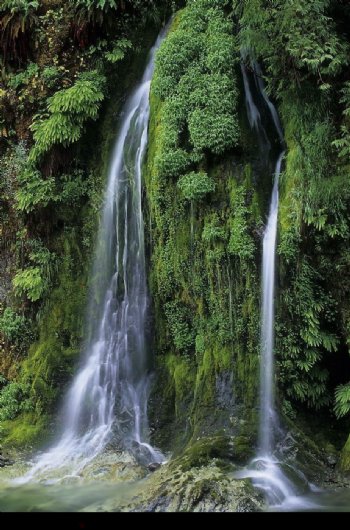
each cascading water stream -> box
[259,151,284,458]
[17,27,168,483]
[238,61,316,510]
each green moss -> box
[166,355,195,407]
[276,88,350,416]
[2,413,48,448]
[146,12,264,450]
[170,435,235,472]
[144,14,265,452]
[340,435,350,473]
[0,234,88,445]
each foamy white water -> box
[259,151,284,457]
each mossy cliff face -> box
[340,435,350,473]
[146,0,350,471]
[145,3,275,458]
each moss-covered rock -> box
[145,8,274,457]
[118,459,264,512]
[340,435,350,474]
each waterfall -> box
[18,28,167,483]
[259,151,284,457]
[238,62,315,510]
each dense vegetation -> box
[0,0,350,475]
[235,0,350,416]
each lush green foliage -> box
[16,167,55,212]
[0,381,32,422]
[13,267,46,302]
[152,0,239,182]
[29,71,106,163]
[2,0,350,462]
[105,39,132,63]
[236,1,350,425]
[0,1,39,66]
[164,301,196,353]
[7,62,39,90]
[334,384,350,419]
[228,184,256,261]
[234,0,349,95]
[0,308,27,344]
[146,4,263,448]
[0,0,173,444]
[177,172,215,201]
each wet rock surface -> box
[148,462,161,472]
[0,434,349,512]
[0,453,14,468]
[110,461,264,512]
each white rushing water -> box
[259,150,284,457]
[238,62,316,510]
[18,28,168,483]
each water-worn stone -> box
[115,460,264,512]
[148,462,161,472]
[0,454,14,468]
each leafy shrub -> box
[41,66,62,88]
[153,30,203,100]
[29,70,106,163]
[178,171,215,201]
[202,214,227,243]
[56,171,88,204]
[7,62,39,89]
[165,300,196,353]
[13,267,46,302]
[333,82,350,159]
[16,166,55,213]
[278,260,339,409]
[74,0,118,11]
[13,241,56,302]
[105,39,132,63]
[235,0,349,95]
[228,187,255,260]
[0,381,32,421]
[0,0,39,12]
[335,384,350,419]
[152,0,239,179]
[156,148,192,179]
[0,308,27,344]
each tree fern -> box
[15,166,55,212]
[105,39,132,63]
[334,383,350,418]
[48,73,105,117]
[29,71,106,163]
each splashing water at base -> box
[16,28,169,484]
